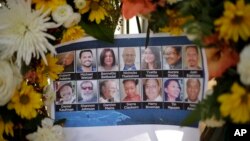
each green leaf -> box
[80,22,114,43]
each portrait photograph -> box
[142,78,163,102]
[76,49,97,73]
[184,78,203,103]
[55,81,76,105]
[162,45,183,70]
[119,47,140,71]
[76,80,98,104]
[183,45,202,70]
[163,78,184,102]
[141,46,162,70]
[97,48,119,72]
[120,79,141,102]
[56,51,75,73]
[98,79,120,103]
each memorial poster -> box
[53,34,208,127]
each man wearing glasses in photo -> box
[78,80,97,103]
[163,46,182,69]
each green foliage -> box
[181,106,201,126]
[179,0,224,39]
[80,21,115,43]
[149,7,168,32]
[182,68,239,126]
[79,0,120,43]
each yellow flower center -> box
[241,93,249,104]
[232,12,244,24]
[91,2,99,11]
[78,1,86,8]
[19,95,30,105]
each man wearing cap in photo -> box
[56,81,76,104]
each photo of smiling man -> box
[76,49,97,72]
[163,46,182,69]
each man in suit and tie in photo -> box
[122,48,137,71]
[185,78,201,103]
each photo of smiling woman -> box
[98,48,119,71]
[164,79,183,102]
[143,79,163,102]
[141,46,161,70]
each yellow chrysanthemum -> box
[79,0,91,14]
[0,118,6,141]
[0,118,13,141]
[79,0,108,24]
[61,26,85,43]
[7,82,43,120]
[159,9,188,35]
[218,82,250,124]
[89,1,108,24]
[215,0,250,42]
[4,121,14,137]
[32,0,66,12]
[160,26,183,35]
[37,54,64,87]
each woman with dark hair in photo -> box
[164,79,182,102]
[122,79,141,102]
[98,48,119,71]
[141,46,161,70]
[143,79,163,102]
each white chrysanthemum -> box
[74,0,87,9]
[0,0,58,68]
[237,44,250,85]
[0,60,22,106]
[63,13,81,28]
[52,4,73,24]
[203,116,225,127]
[26,118,64,141]
[41,118,54,128]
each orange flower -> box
[122,0,156,19]
[205,40,239,79]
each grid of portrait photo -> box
[54,45,204,112]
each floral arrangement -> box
[0,0,120,140]
[122,0,250,129]
[1,0,250,140]
[175,0,250,126]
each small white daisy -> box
[26,118,64,141]
[52,4,73,24]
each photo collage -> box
[54,45,204,112]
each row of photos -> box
[55,78,203,105]
[56,45,203,73]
